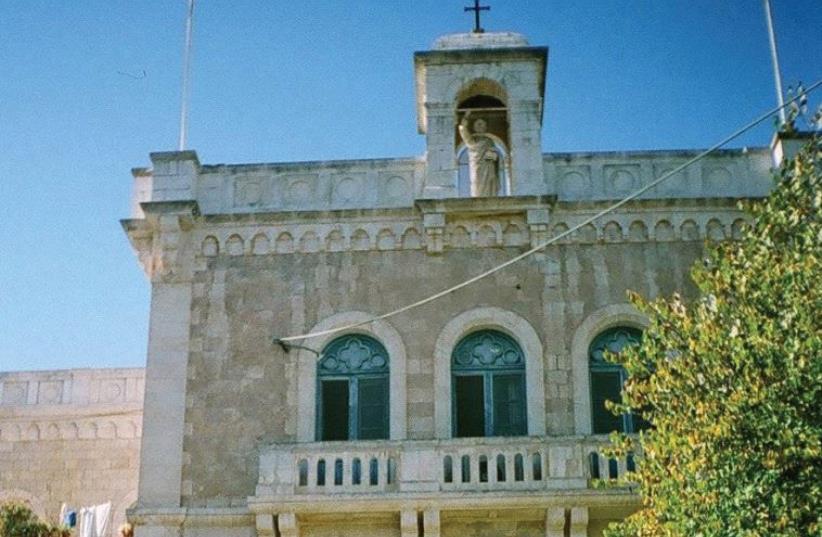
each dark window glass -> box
[590,370,624,434]
[455,375,485,437]
[320,380,349,441]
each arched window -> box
[317,335,389,441]
[589,327,649,434]
[452,330,527,437]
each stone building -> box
[1,28,787,537]
[0,368,144,533]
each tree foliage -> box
[606,137,821,537]
[0,503,71,537]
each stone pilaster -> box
[422,212,446,254]
[423,509,441,537]
[569,507,588,537]
[255,514,276,537]
[509,99,545,195]
[400,510,418,537]
[422,105,459,198]
[544,508,565,537]
[278,513,300,537]
[527,207,551,248]
[129,201,198,509]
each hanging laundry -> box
[78,507,94,537]
[94,502,111,537]
[77,502,111,537]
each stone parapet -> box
[545,147,773,201]
[252,435,636,510]
[0,368,144,412]
[128,148,773,218]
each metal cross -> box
[464,0,490,33]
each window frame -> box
[451,329,527,438]
[588,326,645,434]
[316,334,390,441]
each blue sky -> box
[1,1,820,372]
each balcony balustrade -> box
[253,435,636,508]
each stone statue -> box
[458,111,500,197]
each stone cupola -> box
[414,32,548,198]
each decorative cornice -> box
[122,201,200,283]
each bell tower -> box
[414,32,548,198]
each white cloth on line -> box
[94,502,111,537]
[78,507,94,537]
[77,502,111,537]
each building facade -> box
[1,30,782,537]
[0,368,144,534]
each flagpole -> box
[763,0,786,126]
[178,0,195,151]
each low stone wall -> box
[0,368,144,535]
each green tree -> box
[0,502,71,537]
[606,136,821,537]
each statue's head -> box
[473,118,487,134]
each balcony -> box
[250,435,638,514]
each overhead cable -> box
[275,78,822,345]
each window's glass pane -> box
[492,373,526,436]
[358,376,389,440]
[455,375,485,437]
[591,371,624,434]
[320,379,349,441]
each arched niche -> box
[454,78,512,197]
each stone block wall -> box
[0,368,144,535]
[181,225,708,505]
